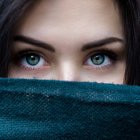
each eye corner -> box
[84,49,118,69]
[11,50,49,70]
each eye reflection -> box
[85,51,117,68]
[91,54,105,65]
[19,53,46,69]
[26,53,40,66]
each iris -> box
[91,54,105,65]
[26,53,40,66]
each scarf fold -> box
[0,78,140,139]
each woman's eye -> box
[20,53,46,69]
[86,53,112,68]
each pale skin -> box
[9,0,126,84]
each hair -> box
[0,0,139,85]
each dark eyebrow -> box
[82,37,124,51]
[14,35,55,52]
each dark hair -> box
[0,0,139,85]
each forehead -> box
[15,0,123,43]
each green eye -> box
[25,53,40,66]
[91,54,105,65]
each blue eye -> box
[26,53,40,66]
[20,53,46,69]
[86,53,112,68]
[91,54,105,65]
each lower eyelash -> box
[11,51,42,68]
[12,48,119,72]
[84,49,118,65]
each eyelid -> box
[12,49,50,65]
[83,48,119,65]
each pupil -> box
[91,54,104,65]
[26,54,40,66]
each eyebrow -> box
[14,35,55,52]
[82,37,124,51]
[14,35,124,52]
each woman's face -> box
[9,0,125,84]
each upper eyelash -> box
[87,49,118,61]
[12,49,46,62]
[12,48,119,66]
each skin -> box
[9,0,126,84]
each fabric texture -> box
[0,78,140,140]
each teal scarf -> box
[0,78,140,139]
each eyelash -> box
[84,49,118,68]
[12,48,118,70]
[12,49,49,70]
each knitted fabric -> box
[0,78,140,139]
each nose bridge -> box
[56,60,80,81]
